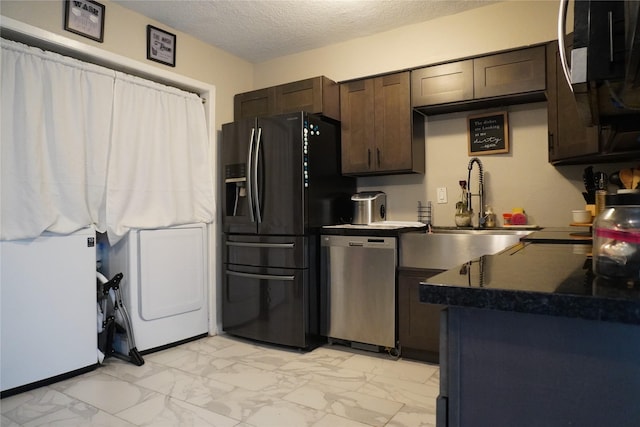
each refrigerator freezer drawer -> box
[225,235,309,269]
[223,265,310,348]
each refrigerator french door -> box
[221,112,355,349]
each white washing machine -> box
[104,224,209,352]
[1,228,97,394]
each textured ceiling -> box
[113,0,497,63]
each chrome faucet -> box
[467,157,485,228]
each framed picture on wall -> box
[63,0,105,43]
[467,111,509,155]
[147,25,176,67]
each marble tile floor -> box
[1,334,439,427]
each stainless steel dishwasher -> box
[320,235,397,350]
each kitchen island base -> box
[438,307,640,427]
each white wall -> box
[248,0,633,227]
[357,103,630,227]
[2,0,634,229]
[252,1,564,86]
[1,0,253,127]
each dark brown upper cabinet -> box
[275,76,339,120]
[411,60,473,106]
[340,72,425,176]
[412,45,547,115]
[546,38,640,165]
[473,46,546,98]
[234,87,277,120]
[546,39,599,163]
[233,76,339,121]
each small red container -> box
[511,212,527,225]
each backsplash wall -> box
[358,103,634,227]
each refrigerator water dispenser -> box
[225,163,248,217]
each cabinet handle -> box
[377,148,381,168]
[608,11,614,63]
[548,132,554,154]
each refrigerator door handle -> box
[246,127,256,223]
[253,126,263,224]
[226,241,295,249]
[226,270,295,281]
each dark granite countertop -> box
[419,242,640,325]
[521,226,592,244]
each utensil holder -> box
[418,201,432,225]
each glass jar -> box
[454,181,472,227]
[455,209,472,227]
[484,205,496,228]
[592,191,640,285]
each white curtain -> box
[106,72,214,240]
[1,39,214,242]
[1,39,114,240]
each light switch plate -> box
[437,187,447,204]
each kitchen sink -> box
[400,227,537,270]
[428,227,536,236]
[323,221,427,230]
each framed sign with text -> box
[147,25,176,67]
[467,111,509,155]
[64,0,105,43]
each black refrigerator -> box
[221,111,355,349]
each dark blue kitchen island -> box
[419,242,640,427]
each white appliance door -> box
[138,227,205,320]
[1,228,96,393]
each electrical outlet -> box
[437,187,447,204]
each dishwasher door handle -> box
[348,241,364,247]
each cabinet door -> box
[411,60,473,107]
[398,270,445,363]
[234,87,277,120]
[374,72,413,172]
[340,79,375,174]
[474,46,546,99]
[275,76,339,121]
[546,41,599,162]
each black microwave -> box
[559,0,640,126]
